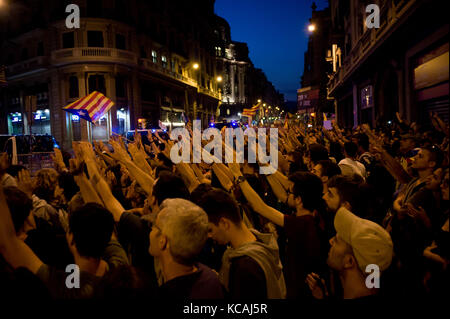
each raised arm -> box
[266,174,288,203]
[362,124,412,184]
[109,140,155,195]
[78,142,126,222]
[228,163,285,227]
[0,185,43,274]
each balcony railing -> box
[51,47,138,66]
[327,0,417,95]
[140,58,198,88]
[7,56,49,76]
[198,87,221,100]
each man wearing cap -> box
[307,178,394,299]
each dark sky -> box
[215,0,329,102]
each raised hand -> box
[51,148,66,171]
[110,139,130,162]
[228,162,242,179]
[78,141,96,161]
[69,158,84,176]
[17,169,34,198]
[306,273,328,299]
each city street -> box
[0,0,448,312]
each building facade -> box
[298,3,334,121]
[327,0,449,128]
[213,15,284,122]
[0,0,224,149]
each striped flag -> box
[158,120,167,131]
[242,101,262,117]
[63,91,114,123]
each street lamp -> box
[257,99,261,103]
[216,76,222,82]
[193,63,199,70]
[308,24,316,32]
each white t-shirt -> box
[338,158,367,180]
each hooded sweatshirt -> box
[219,229,286,299]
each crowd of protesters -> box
[0,110,448,301]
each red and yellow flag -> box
[63,91,114,123]
[242,101,262,117]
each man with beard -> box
[307,176,393,300]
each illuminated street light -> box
[216,76,222,82]
[257,99,261,103]
[308,24,316,32]
[263,103,266,107]
[193,63,199,69]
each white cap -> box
[334,207,393,273]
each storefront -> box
[8,112,24,135]
[31,109,51,135]
[413,42,449,124]
[160,107,185,128]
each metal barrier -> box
[17,152,54,175]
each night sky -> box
[215,0,329,103]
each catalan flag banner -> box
[63,91,114,123]
[242,101,262,117]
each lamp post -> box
[192,62,200,119]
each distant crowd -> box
[0,110,448,301]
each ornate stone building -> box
[213,15,283,122]
[0,0,223,148]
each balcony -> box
[198,87,221,100]
[7,56,49,77]
[139,58,198,88]
[51,47,138,66]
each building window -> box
[215,46,222,57]
[115,34,126,50]
[87,31,104,47]
[116,76,126,98]
[361,85,373,109]
[69,76,79,98]
[171,59,176,72]
[88,74,106,94]
[37,42,44,56]
[152,50,157,63]
[62,32,75,49]
[140,46,147,58]
[162,56,167,68]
